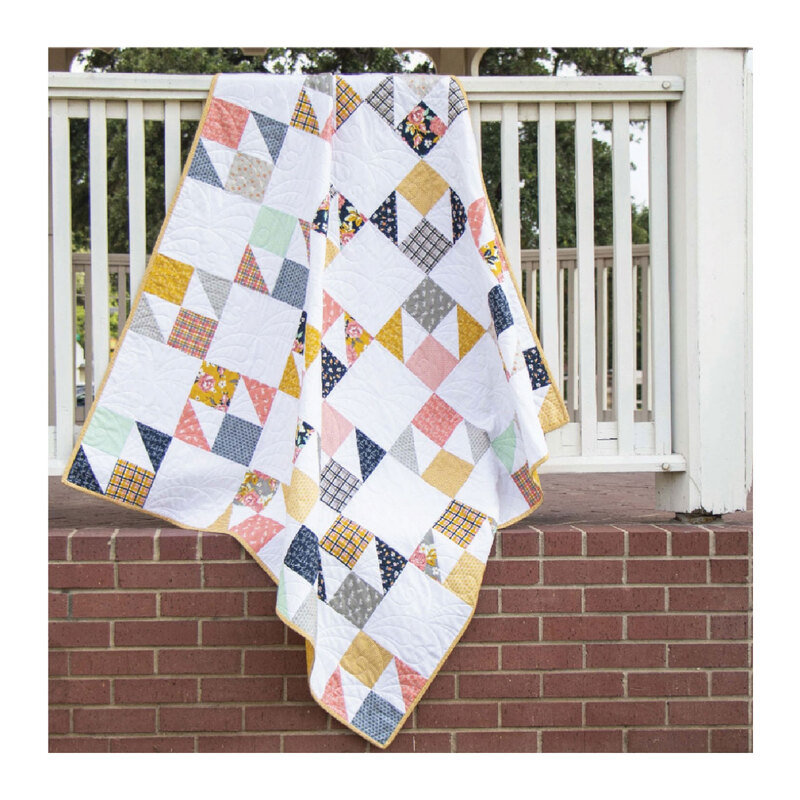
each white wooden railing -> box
[49,51,754,514]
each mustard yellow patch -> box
[340,632,393,688]
[305,325,321,369]
[396,161,449,216]
[284,468,317,523]
[376,307,403,361]
[457,305,485,359]
[279,353,301,398]
[143,254,194,305]
[443,551,484,607]
[421,451,473,497]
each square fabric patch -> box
[62,74,568,750]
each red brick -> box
[246,590,277,617]
[628,729,708,752]
[543,672,623,697]
[416,702,497,729]
[197,735,281,753]
[71,592,157,618]
[49,709,70,734]
[160,706,242,732]
[160,591,244,618]
[586,530,624,556]
[383,732,452,752]
[482,560,539,585]
[502,588,581,613]
[475,588,498,614]
[204,562,270,588]
[585,587,665,612]
[71,530,114,561]
[114,530,155,561]
[710,615,749,639]
[627,615,707,640]
[443,645,498,672]
[283,734,366,752]
[669,700,749,725]
[115,678,197,703]
[501,529,539,557]
[714,530,750,556]
[586,701,665,726]
[628,672,708,697]
[49,738,109,753]
[158,531,199,560]
[710,559,749,583]
[542,615,622,641]
[543,560,623,585]
[118,564,201,588]
[669,643,749,668]
[711,728,749,752]
[115,620,197,646]
[424,673,455,699]
[459,673,539,699]
[456,731,538,752]
[672,530,709,555]
[244,648,306,675]
[49,564,114,589]
[627,560,706,584]
[110,737,195,753]
[286,676,313,702]
[202,533,244,560]
[544,529,581,555]
[203,620,284,646]
[711,671,749,696]
[49,592,69,618]
[74,708,155,734]
[159,648,241,675]
[245,704,330,731]
[629,530,667,555]
[201,677,282,702]
[49,531,71,561]
[286,628,305,646]
[460,616,539,643]
[49,679,110,705]
[70,650,154,676]
[669,587,749,611]
[49,621,110,648]
[501,701,581,727]
[542,730,622,752]
[502,644,581,670]
[585,643,665,668]
[50,651,68,675]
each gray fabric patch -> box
[389,425,419,474]
[196,269,232,319]
[130,294,165,343]
[328,572,382,629]
[402,276,456,333]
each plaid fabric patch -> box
[400,219,452,274]
[167,309,218,359]
[448,78,468,124]
[433,500,486,549]
[321,516,374,568]
[336,77,362,128]
[365,76,394,125]
[235,245,267,293]
[512,466,543,506]
[320,459,361,512]
[106,459,155,507]
[290,87,319,135]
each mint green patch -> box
[491,422,516,473]
[250,206,296,257]
[84,406,134,457]
[276,564,289,617]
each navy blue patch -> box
[355,429,386,482]
[375,537,407,593]
[450,189,466,242]
[67,446,103,494]
[251,111,288,163]
[523,346,550,391]
[135,422,172,473]
[284,525,321,585]
[188,139,223,188]
[212,414,262,466]
[370,191,398,244]
[488,285,513,336]
[351,691,404,745]
[321,346,347,398]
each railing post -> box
[648,47,753,516]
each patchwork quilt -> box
[63,73,568,748]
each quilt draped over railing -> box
[64,73,568,748]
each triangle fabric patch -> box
[135,422,172,473]
[188,139,223,188]
[394,657,427,711]
[235,245,269,294]
[355,429,386,483]
[252,111,288,163]
[370,192,398,244]
[130,294,164,342]
[376,307,403,362]
[457,305,485,359]
[336,77,362,128]
[389,425,419,474]
[291,87,319,135]
[375,537,407,594]
[242,376,276,425]
[321,667,348,721]
[67,445,103,494]
[196,269,232,318]
[174,401,210,451]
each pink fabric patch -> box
[232,514,283,553]
[321,401,354,457]
[242,377,277,426]
[394,657,427,710]
[412,394,463,447]
[467,197,487,247]
[320,667,348,720]
[405,335,458,391]
[174,401,210,451]
[201,98,250,150]
[409,545,427,571]
[322,292,343,336]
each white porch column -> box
[647,47,753,516]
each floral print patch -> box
[189,361,241,411]
[344,313,372,366]
[338,194,366,246]
[397,102,447,155]
[234,469,279,512]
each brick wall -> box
[48,522,752,753]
